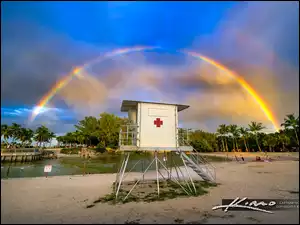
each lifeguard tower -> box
[115,100,216,200]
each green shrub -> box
[95,143,106,153]
[61,148,81,154]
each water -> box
[1,153,185,179]
[1,158,82,179]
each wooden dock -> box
[1,152,42,163]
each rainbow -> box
[185,51,280,131]
[29,46,157,122]
[30,47,280,131]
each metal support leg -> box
[172,153,193,193]
[123,157,156,201]
[115,153,130,199]
[155,151,160,197]
[122,159,142,182]
[176,162,193,193]
[156,157,190,195]
[169,152,172,180]
[181,154,197,195]
[142,159,145,182]
[115,153,126,191]
[171,157,181,181]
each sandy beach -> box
[1,159,299,224]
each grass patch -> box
[246,216,261,223]
[124,220,140,224]
[87,180,218,207]
[174,218,184,224]
[86,204,95,208]
[60,148,81,154]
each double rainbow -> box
[30,47,280,131]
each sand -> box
[1,160,299,224]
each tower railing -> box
[177,128,190,147]
[119,124,139,147]
[179,136,216,182]
[119,125,192,148]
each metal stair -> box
[177,129,216,183]
[181,152,216,182]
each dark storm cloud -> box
[1,19,103,107]
[188,1,299,129]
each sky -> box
[1,1,299,138]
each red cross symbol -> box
[154,118,163,128]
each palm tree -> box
[34,125,51,148]
[263,134,277,152]
[19,128,28,147]
[56,136,63,147]
[281,114,299,146]
[223,125,229,153]
[217,124,229,153]
[239,127,250,152]
[228,125,239,151]
[216,125,226,152]
[47,132,56,147]
[25,128,34,146]
[217,124,230,157]
[248,121,265,152]
[10,123,21,152]
[276,130,290,151]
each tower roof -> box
[121,100,190,112]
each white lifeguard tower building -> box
[115,100,216,200]
[119,100,193,151]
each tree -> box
[19,128,28,147]
[217,124,229,153]
[1,124,10,147]
[47,132,56,147]
[248,121,265,152]
[228,125,239,151]
[64,132,76,147]
[56,136,63,147]
[263,134,277,152]
[276,130,290,151]
[10,123,21,151]
[281,114,299,146]
[239,127,250,152]
[97,113,122,148]
[189,130,218,152]
[216,125,226,152]
[75,116,99,146]
[34,125,51,147]
[25,128,34,146]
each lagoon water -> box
[1,153,185,179]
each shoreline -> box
[1,153,298,180]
